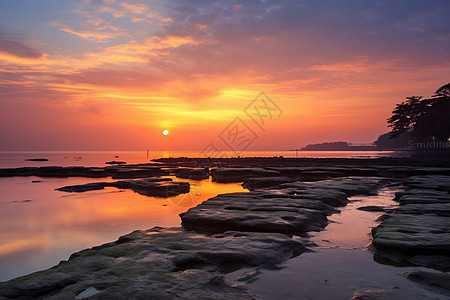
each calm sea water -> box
[0,150,401,168]
[0,150,401,282]
[0,152,252,281]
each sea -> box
[0,150,402,282]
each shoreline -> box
[1,157,449,299]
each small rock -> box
[105,161,126,165]
[357,205,386,212]
[25,158,48,161]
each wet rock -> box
[266,187,349,207]
[371,176,450,271]
[236,270,261,283]
[180,176,381,235]
[0,165,173,179]
[181,191,338,235]
[105,166,166,179]
[357,206,387,212]
[371,214,450,270]
[394,189,448,201]
[210,168,280,183]
[56,178,189,198]
[352,289,394,300]
[405,270,450,292]
[264,167,346,180]
[174,168,210,180]
[406,175,450,192]
[351,288,431,300]
[25,158,48,162]
[242,177,295,190]
[0,166,108,178]
[105,161,126,165]
[395,191,450,205]
[396,203,450,217]
[280,176,383,197]
[57,182,111,192]
[0,227,305,300]
[373,166,450,178]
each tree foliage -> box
[387,83,450,140]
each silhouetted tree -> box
[415,84,450,140]
[387,83,450,140]
[387,96,425,137]
[433,82,450,98]
[374,132,411,150]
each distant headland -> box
[299,141,377,151]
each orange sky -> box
[0,0,449,151]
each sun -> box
[162,129,169,136]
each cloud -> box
[158,0,450,68]
[2,0,450,151]
[54,22,124,43]
[0,38,43,59]
[119,2,148,15]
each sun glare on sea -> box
[163,129,169,136]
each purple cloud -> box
[0,37,43,59]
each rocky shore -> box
[0,157,449,299]
[56,178,190,198]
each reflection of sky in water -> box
[234,189,448,300]
[0,175,247,281]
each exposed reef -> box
[1,157,450,299]
[181,176,384,235]
[0,164,209,180]
[0,227,305,299]
[25,158,48,162]
[371,175,450,271]
[57,177,190,198]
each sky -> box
[0,0,449,151]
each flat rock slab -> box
[242,177,296,190]
[181,177,384,235]
[406,175,450,192]
[405,270,450,292]
[181,190,340,235]
[395,190,450,205]
[280,176,384,197]
[0,227,306,300]
[371,182,450,271]
[396,203,450,217]
[371,214,450,270]
[351,287,444,300]
[264,167,347,180]
[57,178,190,198]
[173,167,209,180]
[0,165,208,181]
[210,168,280,183]
[0,166,109,178]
